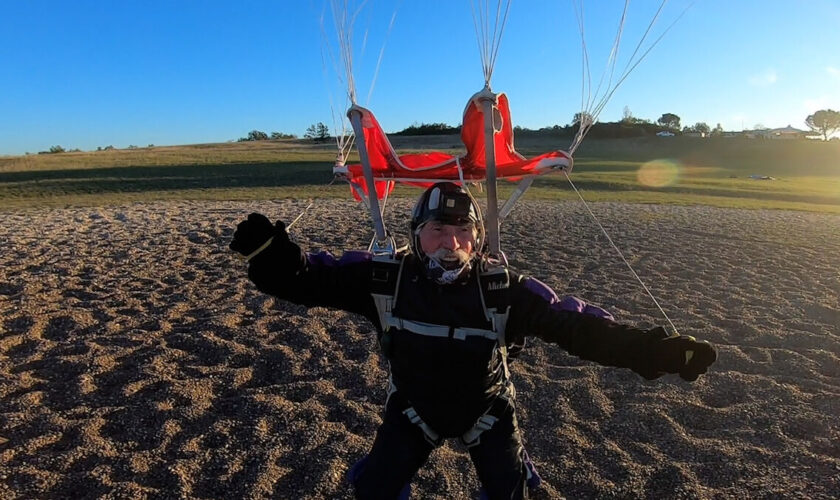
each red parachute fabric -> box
[338,92,571,200]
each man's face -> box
[418,220,477,262]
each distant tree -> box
[304,122,330,141]
[96,146,103,152]
[711,123,724,137]
[622,106,633,123]
[270,131,296,140]
[687,122,710,135]
[619,107,651,127]
[147,144,155,148]
[316,122,330,140]
[104,145,115,150]
[127,145,138,149]
[657,113,681,130]
[805,109,840,141]
[248,130,269,141]
[49,145,65,153]
[394,122,459,135]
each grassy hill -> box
[1,136,838,212]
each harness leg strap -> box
[461,414,499,448]
[402,407,443,447]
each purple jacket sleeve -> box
[507,275,667,376]
[247,243,379,324]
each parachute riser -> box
[498,177,534,221]
[477,87,502,259]
[348,106,389,247]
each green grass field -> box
[1,136,838,212]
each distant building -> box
[743,125,808,139]
[743,129,769,139]
[766,125,807,139]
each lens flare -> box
[637,159,681,187]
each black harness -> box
[369,254,518,447]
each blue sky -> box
[2,0,839,155]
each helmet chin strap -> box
[426,254,474,285]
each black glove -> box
[648,328,717,382]
[230,213,276,257]
[230,213,301,266]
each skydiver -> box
[230,181,717,500]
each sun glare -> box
[637,159,681,187]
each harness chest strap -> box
[370,256,511,343]
[383,317,499,341]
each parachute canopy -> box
[334,90,572,201]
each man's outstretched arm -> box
[230,213,378,320]
[507,276,716,381]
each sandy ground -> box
[0,199,838,499]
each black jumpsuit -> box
[247,247,668,499]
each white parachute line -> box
[487,0,513,84]
[569,0,694,155]
[572,0,629,153]
[470,0,512,87]
[326,53,355,156]
[328,99,347,156]
[319,6,346,90]
[365,2,400,106]
[319,6,354,157]
[617,0,668,78]
[334,104,356,161]
[324,0,401,164]
[489,0,501,82]
[562,170,680,334]
[359,3,371,57]
[379,180,396,218]
[286,201,315,232]
[469,0,490,85]
[573,0,601,119]
[330,0,364,105]
[571,0,592,155]
[584,0,628,118]
[599,1,630,107]
[586,0,665,122]
[459,182,487,258]
[608,1,695,96]
[483,0,492,82]
[573,0,591,117]
[323,2,355,160]
[335,4,355,104]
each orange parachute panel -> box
[338,92,571,199]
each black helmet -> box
[410,182,484,284]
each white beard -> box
[428,248,471,270]
[427,248,473,284]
